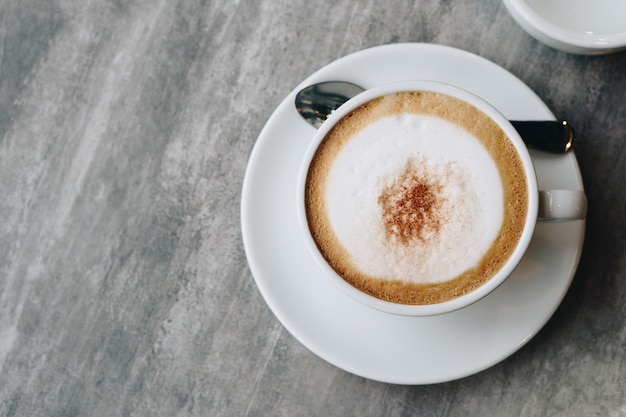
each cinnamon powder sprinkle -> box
[378,162,445,245]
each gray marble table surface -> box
[1,1,625,416]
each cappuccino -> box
[304,91,528,305]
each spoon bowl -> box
[295,81,365,129]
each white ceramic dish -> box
[241,43,586,384]
[503,0,626,54]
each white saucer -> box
[241,43,586,385]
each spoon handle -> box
[511,120,574,153]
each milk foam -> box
[324,113,504,284]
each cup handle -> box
[538,190,587,221]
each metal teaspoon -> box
[295,81,574,153]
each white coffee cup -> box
[297,81,586,316]
[503,0,626,55]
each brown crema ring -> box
[304,91,528,305]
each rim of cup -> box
[296,80,539,316]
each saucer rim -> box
[503,0,626,54]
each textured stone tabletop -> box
[1,1,625,416]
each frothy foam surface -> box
[325,114,503,284]
[305,91,528,305]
